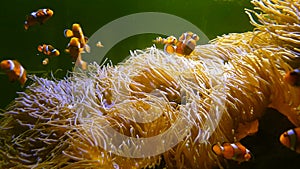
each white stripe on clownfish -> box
[45,45,49,52]
[67,42,80,49]
[19,65,25,79]
[287,129,297,151]
[7,60,15,71]
[231,143,239,150]
[31,12,37,18]
[231,143,240,161]
[42,9,47,15]
[181,32,188,44]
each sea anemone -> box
[1,0,300,169]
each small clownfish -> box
[212,142,252,163]
[65,37,83,61]
[96,41,104,48]
[0,60,27,86]
[42,58,49,65]
[154,32,199,56]
[284,68,300,87]
[38,44,60,56]
[65,37,87,70]
[153,36,178,54]
[279,128,300,153]
[64,23,90,53]
[24,8,54,30]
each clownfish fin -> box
[24,23,29,30]
[75,55,87,70]
[65,49,70,53]
[64,29,73,38]
[212,143,223,156]
[244,149,253,161]
[54,50,60,56]
[20,77,27,88]
[37,45,43,52]
[42,58,49,65]
[80,48,86,54]
[77,60,87,70]
[164,44,175,54]
[84,44,91,53]
[7,74,15,82]
[19,67,27,86]
[153,37,161,44]
[84,36,89,43]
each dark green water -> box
[0,0,253,109]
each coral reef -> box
[1,0,300,168]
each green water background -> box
[0,0,253,109]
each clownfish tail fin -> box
[84,44,91,53]
[24,22,29,30]
[212,143,223,156]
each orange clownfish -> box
[96,41,104,48]
[212,142,252,163]
[64,23,90,53]
[38,44,60,56]
[279,128,300,153]
[24,8,53,30]
[65,37,87,70]
[284,68,300,87]
[154,32,199,56]
[42,58,49,65]
[153,36,178,54]
[0,60,27,85]
[65,37,83,60]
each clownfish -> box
[38,44,60,56]
[64,23,90,53]
[154,32,199,56]
[65,37,83,60]
[212,142,252,163]
[284,68,300,87]
[279,128,300,153]
[24,8,54,30]
[42,58,49,65]
[0,60,27,86]
[96,41,104,48]
[153,36,178,54]
[65,37,87,70]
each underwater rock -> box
[1,0,300,168]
